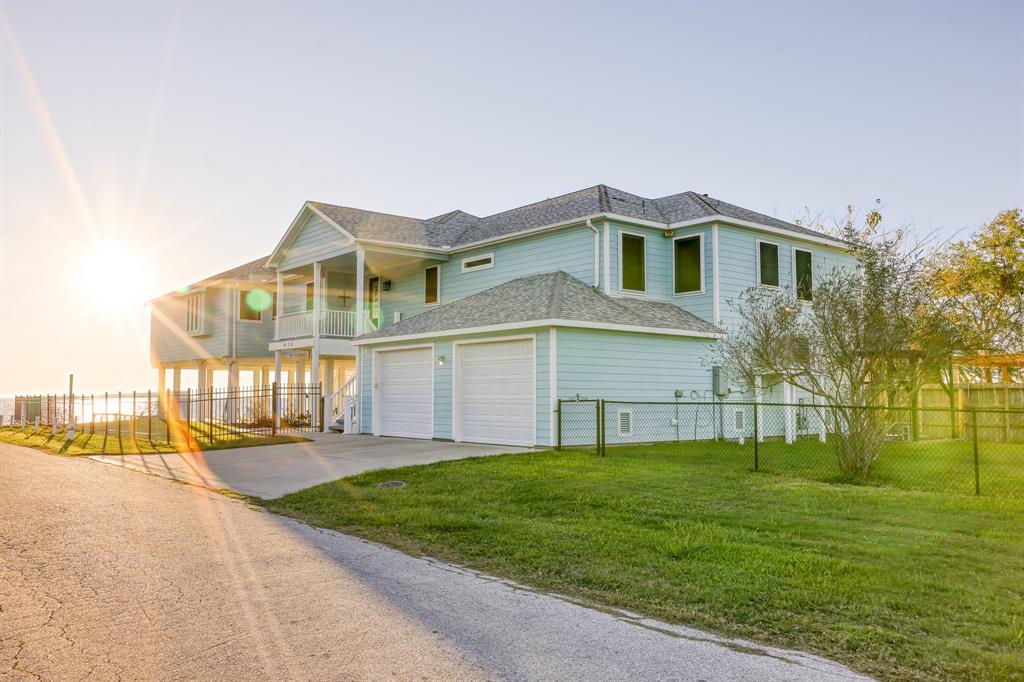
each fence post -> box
[272,382,278,437]
[556,399,562,451]
[972,409,980,496]
[319,384,325,433]
[147,390,153,444]
[599,399,606,457]
[132,390,137,442]
[753,398,760,471]
[186,388,192,449]
[104,392,109,439]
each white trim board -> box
[352,319,723,346]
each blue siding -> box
[150,287,229,364]
[358,329,552,445]
[377,226,596,330]
[716,224,857,331]
[279,213,353,270]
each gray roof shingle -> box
[356,271,722,342]
[308,184,839,250]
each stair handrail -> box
[326,374,359,428]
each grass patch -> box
[264,445,1024,681]
[0,422,309,456]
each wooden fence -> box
[919,383,1024,442]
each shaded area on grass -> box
[264,447,1024,682]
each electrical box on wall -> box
[712,366,731,397]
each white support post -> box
[815,393,827,443]
[274,351,282,384]
[196,361,208,423]
[227,360,240,423]
[275,270,284,340]
[273,351,282,429]
[313,261,322,341]
[172,366,182,395]
[157,365,166,418]
[261,366,271,387]
[355,248,366,336]
[311,347,320,431]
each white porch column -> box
[783,381,796,444]
[814,393,827,443]
[196,361,208,423]
[156,365,166,418]
[311,348,321,431]
[313,261,322,342]
[261,366,271,387]
[275,270,284,340]
[274,351,282,384]
[227,360,240,423]
[273,352,282,429]
[172,366,182,394]
[355,247,365,336]
[324,358,335,396]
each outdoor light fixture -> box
[437,355,446,367]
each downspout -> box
[586,218,600,288]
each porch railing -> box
[276,310,357,340]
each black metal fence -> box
[8,383,322,451]
[557,399,1024,498]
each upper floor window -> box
[424,265,440,306]
[239,289,265,322]
[619,232,646,293]
[757,241,780,287]
[794,249,813,301]
[185,293,205,336]
[305,281,315,311]
[673,235,703,295]
[461,254,494,272]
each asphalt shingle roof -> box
[308,184,838,250]
[356,271,722,342]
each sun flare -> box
[74,240,153,314]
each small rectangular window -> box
[424,266,439,305]
[185,293,205,335]
[795,249,813,301]
[758,241,779,287]
[673,235,702,294]
[620,233,646,292]
[618,410,633,436]
[461,254,494,272]
[238,289,263,321]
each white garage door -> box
[457,338,535,446]
[375,347,433,439]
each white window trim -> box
[237,289,264,323]
[424,265,441,307]
[792,247,813,303]
[617,229,647,295]
[734,409,745,433]
[460,253,494,273]
[672,232,705,296]
[452,333,537,447]
[755,239,781,288]
[617,409,633,436]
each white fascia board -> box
[449,212,667,253]
[351,319,724,346]
[670,215,849,250]
[359,242,451,260]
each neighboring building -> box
[149,256,278,397]
[263,184,857,445]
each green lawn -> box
[0,421,309,455]
[264,445,1024,681]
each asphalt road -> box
[0,443,870,681]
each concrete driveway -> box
[90,434,527,498]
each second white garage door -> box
[456,338,535,446]
[375,346,433,439]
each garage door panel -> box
[457,339,534,447]
[376,347,433,439]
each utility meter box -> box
[712,366,730,397]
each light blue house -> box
[263,185,856,446]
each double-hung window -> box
[794,249,813,301]
[424,265,440,305]
[757,241,780,287]
[620,232,646,293]
[673,235,703,295]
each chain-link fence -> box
[557,399,1024,498]
[9,383,322,451]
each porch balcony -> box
[275,309,358,340]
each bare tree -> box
[719,208,959,479]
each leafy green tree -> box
[926,209,1024,382]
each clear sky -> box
[1,1,1022,394]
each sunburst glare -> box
[73,239,154,315]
